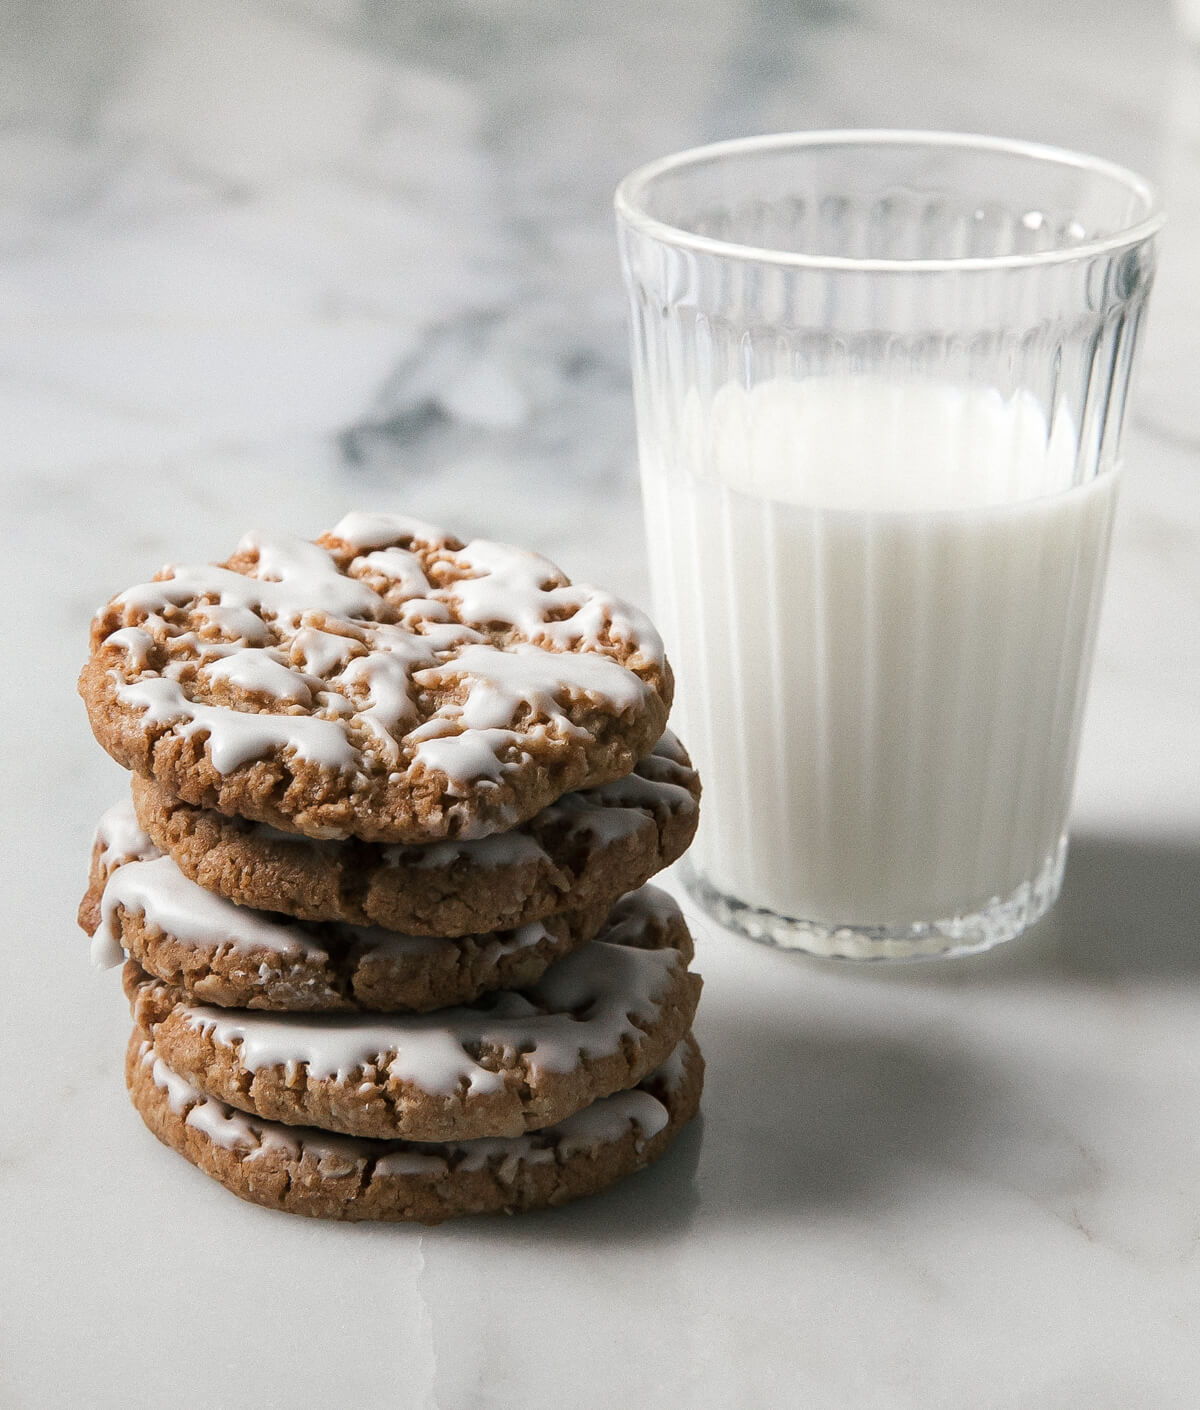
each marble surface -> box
[3,1,1200,1406]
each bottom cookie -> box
[126,1026,703,1223]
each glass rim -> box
[614,129,1165,274]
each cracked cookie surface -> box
[80,513,671,843]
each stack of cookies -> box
[77,513,703,1223]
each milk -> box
[640,378,1118,936]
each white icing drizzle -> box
[90,927,127,973]
[186,1096,280,1154]
[94,798,157,874]
[114,676,359,773]
[101,519,663,797]
[199,648,315,704]
[577,763,696,816]
[416,642,649,732]
[102,855,328,962]
[330,512,447,552]
[97,799,558,973]
[174,897,683,1096]
[116,554,377,632]
[405,642,651,792]
[443,539,665,667]
[143,1036,681,1166]
[242,532,386,623]
[90,801,158,968]
[557,806,648,849]
[336,622,471,763]
[386,728,695,866]
[650,1039,690,1095]
[104,625,155,669]
[193,601,270,644]
[372,1147,466,1176]
[356,547,431,599]
[151,1055,198,1115]
[445,539,569,632]
[553,1088,669,1157]
[288,627,362,678]
[602,884,683,941]
[410,727,520,794]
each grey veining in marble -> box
[2,2,1199,1408]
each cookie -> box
[128,730,700,937]
[127,886,701,1142]
[80,513,671,843]
[80,800,611,1013]
[127,1028,703,1222]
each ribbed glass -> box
[616,132,1162,960]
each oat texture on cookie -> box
[80,798,610,1012]
[126,1029,704,1222]
[127,729,700,935]
[78,509,704,1222]
[127,883,701,1141]
[79,514,672,842]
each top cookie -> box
[79,513,671,843]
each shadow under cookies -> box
[441,1009,995,1245]
[366,831,1200,1248]
[690,1007,995,1222]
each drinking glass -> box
[616,131,1162,960]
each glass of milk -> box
[615,131,1162,960]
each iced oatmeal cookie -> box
[127,886,701,1142]
[128,731,699,936]
[127,1029,704,1223]
[80,513,672,842]
[79,800,612,1013]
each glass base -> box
[681,838,1068,962]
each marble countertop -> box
[3,2,1200,1406]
